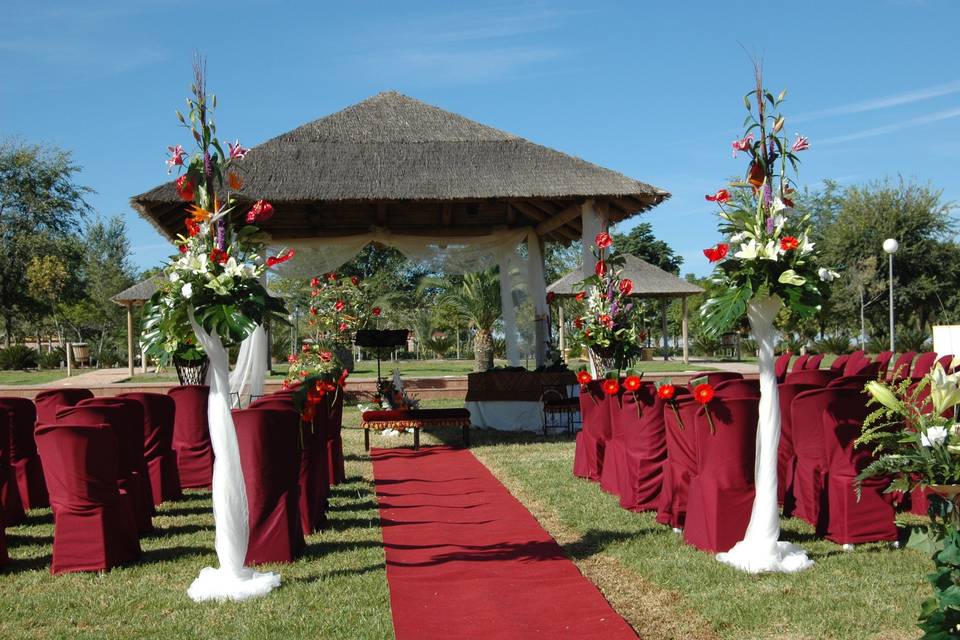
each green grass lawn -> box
[0,370,67,386]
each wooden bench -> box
[360,408,471,450]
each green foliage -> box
[919,527,960,638]
[612,222,683,274]
[0,345,37,370]
[898,326,931,352]
[37,347,64,369]
[815,334,851,355]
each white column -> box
[526,233,550,368]
[558,306,566,362]
[580,199,609,279]
[498,250,520,366]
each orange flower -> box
[602,378,620,395]
[187,204,211,223]
[209,248,229,265]
[575,291,586,302]
[228,171,243,190]
[780,236,799,251]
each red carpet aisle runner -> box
[372,446,637,639]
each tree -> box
[613,222,683,274]
[0,140,92,345]
[424,270,502,371]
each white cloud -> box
[794,80,960,123]
[819,107,960,145]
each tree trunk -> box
[3,313,10,348]
[473,329,494,372]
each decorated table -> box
[465,370,576,431]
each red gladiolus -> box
[575,291,586,302]
[266,249,295,267]
[310,277,320,287]
[693,383,715,405]
[176,175,194,201]
[546,291,556,305]
[319,351,332,362]
[246,199,274,224]
[705,189,731,203]
[703,243,729,263]
[602,378,620,395]
[334,300,345,312]
[595,260,607,277]
[576,370,592,385]
[780,236,799,251]
[338,322,349,332]
[178,244,188,254]
[209,248,229,265]
[184,218,200,236]
[372,307,382,317]
[326,272,337,281]
[619,279,633,296]
[351,276,360,286]
[595,232,613,249]
[624,375,642,391]
[574,317,583,329]
[287,354,298,364]
[657,384,676,400]
[599,314,613,329]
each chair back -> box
[821,389,872,470]
[785,369,838,386]
[77,397,146,462]
[713,378,761,398]
[889,351,916,381]
[579,381,612,441]
[694,397,759,487]
[804,354,824,370]
[778,382,819,444]
[842,350,868,375]
[826,375,872,390]
[774,352,792,382]
[937,354,955,374]
[873,351,893,379]
[34,388,93,424]
[846,360,881,378]
[791,354,809,372]
[663,396,700,469]
[691,371,743,389]
[35,422,121,507]
[912,352,939,379]
[830,354,850,372]
[234,408,301,501]
[0,397,38,461]
[55,404,137,478]
[168,385,211,451]
[117,393,175,462]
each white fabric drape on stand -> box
[187,310,280,602]
[716,295,813,574]
[229,325,267,407]
[498,247,521,366]
[580,200,606,278]
[526,235,550,368]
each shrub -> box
[38,348,65,369]
[94,345,123,368]
[0,345,38,370]
[897,327,930,352]
[694,334,719,357]
[740,337,758,356]
[779,335,805,355]
[865,335,889,355]
[815,334,852,355]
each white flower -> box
[800,235,816,256]
[921,426,949,447]
[930,364,960,415]
[729,232,747,244]
[771,197,794,216]
[169,272,180,283]
[763,240,782,261]
[818,268,840,282]
[181,283,193,298]
[734,239,760,260]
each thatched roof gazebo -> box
[131,91,670,366]
[111,277,162,377]
[548,255,703,363]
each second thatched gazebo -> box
[548,254,703,364]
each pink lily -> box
[731,133,754,158]
[791,134,809,152]
[165,144,186,173]
[228,139,249,160]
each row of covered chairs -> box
[574,370,896,554]
[775,349,954,385]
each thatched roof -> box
[548,254,703,299]
[131,91,669,244]
[111,277,162,305]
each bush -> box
[779,335,805,354]
[94,344,123,368]
[38,348,65,369]
[740,337,758,356]
[897,327,930,352]
[815,334,852,355]
[865,335,889,355]
[694,334,719,357]
[0,345,38,370]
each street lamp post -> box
[883,238,899,353]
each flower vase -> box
[716,295,814,573]
[588,346,617,378]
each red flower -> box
[246,199,274,224]
[599,314,613,329]
[326,272,337,281]
[703,243,729,263]
[705,189,731,203]
[731,134,754,158]
[338,368,350,387]
[209,248,229,265]
[176,175,194,201]
[748,162,765,189]
[184,218,200,236]
[782,196,795,208]
[319,351,332,362]
[334,300,345,312]
[287,354,298,364]
[351,276,360,286]
[780,236,799,251]
[657,384,676,400]
[299,370,308,378]
[178,244,188,254]
[595,260,607,277]
[619,279,633,296]
[372,307,382,317]
[791,134,810,152]
[266,249,295,267]
[311,277,320,287]
[228,172,243,190]
[575,291,586,302]
[281,379,291,390]
[602,378,620,395]
[576,370,592,385]
[574,317,583,329]
[693,383,715,405]
[309,307,318,315]
[338,322,349,332]
[624,375,642,391]
[595,232,613,249]
[302,344,311,352]
[546,291,556,305]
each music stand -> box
[354,329,409,384]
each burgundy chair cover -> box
[598,384,636,498]
[820,390,897,544]
[0,500,6,565]
[573,382,610,481]
[790,387,836,528]
[911,486,932,517]
[250,395,330,535]
[33,388,94,424]
[656,396,700,529]
[889,351,916,381]
[873,351,894,379]
[827,375,872,389]
[774,352,792,383]
[937,354,955,374]
[804,354,824,370]
[35,422,141,574]
[777,383,818,514]
[56,403,153,534]
[0,409,25,526]
[713,378,761,398]
[911,352,939,379]
[830,354,850,372]
[326,391,345,486]
[785,369,839,386]
[684,397,759,553]
[0,397,48,510]
[234,408,304,564]
[117,393,183,506]
[843,350,867,374]
[692,371,744,388]
[845,359,881,378]
[791,354,810,372]
[168,385,214,489]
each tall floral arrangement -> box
[571,232,642,377]
[703,66,836,574]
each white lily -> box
[762,240,782,261]
[734,239,760,260]
[180,282,193,299]
[800,235,816,256]
[921,425,949,447]
[929,363,960,415]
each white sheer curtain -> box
[229,325,267,407]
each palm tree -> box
[420,270,501,371]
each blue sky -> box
[3,0,958,277]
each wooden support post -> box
[661,299,669,361]
[682,296,689,365]
[558,305,566,362]
[66,341,72,378]
[126,303,135,378]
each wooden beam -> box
[535,201,583,236]
[376,203,388,225]
[441,203,452,226]
[511,200,548,222]
[506,203,517,225]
